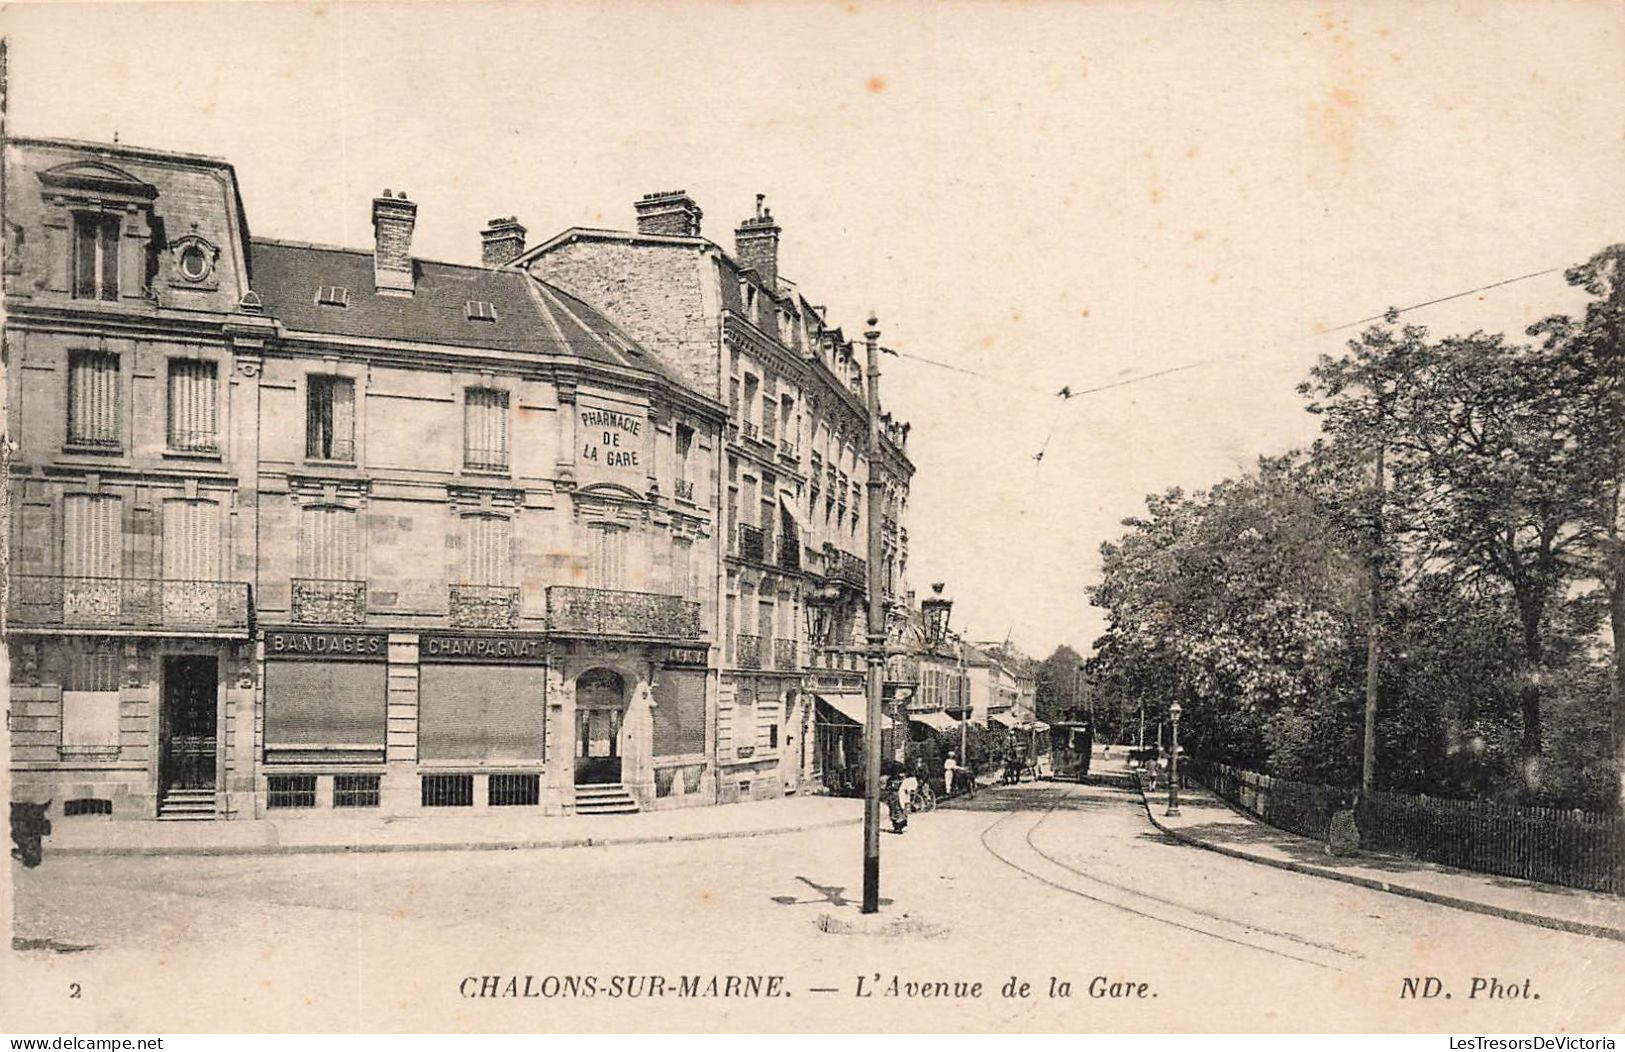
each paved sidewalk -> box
[1119,758,1625,942]
[40,792,862,858]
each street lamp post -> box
[861,318,885,915]
[920,582,954,789]
[1166,701,1183,817]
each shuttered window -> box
[464,387,509,471]
[461,514,512,586]
[298,506,359,579]
[733,686,756,753]
[652,669,706,756]
[166,359,218,452]
[62,495,121,577]
[588,523,628,590]
[671,538,692,597]
[67,351,120,449]
[73,213,120,301]
[264,662,387,756]
[62,643,121,754]
[418,664,545,761]
[162,500,219,581]
[306,375,355,461]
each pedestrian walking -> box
[944,752,959,797]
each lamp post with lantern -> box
[919,582,963,790]
[1166,700,1183,817]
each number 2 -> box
[69,983,81,999]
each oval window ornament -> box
[178,244,211,281]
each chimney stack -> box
[372,189,417,296]
[734,193,781,292]
[634,190,703,238]
[481,216,527,266]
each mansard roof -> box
[249,238,689,389]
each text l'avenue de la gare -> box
[458,974,1151,1000]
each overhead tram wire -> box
[881,262,1565,471]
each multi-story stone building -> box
[6,137,725,822]
[5,137,271,821]
[516,192,915,801]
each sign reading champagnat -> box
[579,402,645,478]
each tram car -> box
[1048,721,1095,780]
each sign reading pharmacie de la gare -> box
[577,399,649,482]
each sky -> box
[5,1,1622,658]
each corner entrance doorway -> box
[574,668,626,785]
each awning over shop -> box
[1030,721,1051,733]
[817,692,894,729]
[910,710,959,732]
[988,712,1019,729]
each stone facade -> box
[6,137,725,826]
[521,193,916,802]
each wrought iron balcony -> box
[737,523,766,563]
[546,586,703,640]
[773,637,798,671]
[449,584,520,629]
[736,633,763,669]
[673,478,696,502]
[741,420,760,442]
[821,546,866,589]
[778,439,798,462]
[291,578,366,626]
[9,575,250,634]
[778,534,802,571]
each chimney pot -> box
[734,195,782,292]
[372,190,418,296]
[481,216,528,267]
[635,190,703,237]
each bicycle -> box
[909,778,937,813]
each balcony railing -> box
[822,546,866,589]
[546,586,703,640]
[673,478,696,502]
[291,578,366,625]
[741,420,760,442]
[449,584,521,629]
[773,637,798,671]
[778,439,799,462]
[9,575,250,633]
[737,523,766,563]
[778,534,802,571]
[167,429,220,455]
[736,633,763,670]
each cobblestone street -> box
[10,777,1623,1033]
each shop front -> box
[416,632,550,811]
[258,628,389,815]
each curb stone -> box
[1134,781,1625,944]
[42,815,864,860]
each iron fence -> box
[1187,759,1625,895]
[545,586,703,640]
[449,583,521,629]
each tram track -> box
[975,781,1362,971]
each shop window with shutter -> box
[418,664,545,762]
[263,661,387,763]
[166,359,219,453]
[61,643,121,758]
[652,669,706,757]
[66,350,120,450]
[464,387,510,472]
[306,375,355,461]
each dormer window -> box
[72,213,121,301]
[466,300,498,322]
[315,285,350,307]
